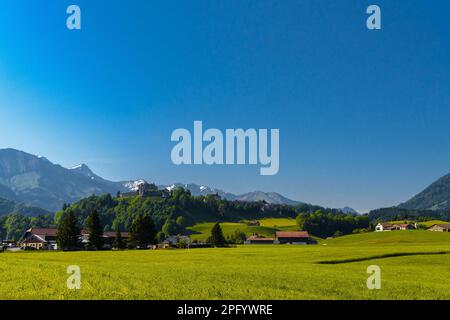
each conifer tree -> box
[130,214,156,248]
[86,209,103,250]
[56,210,81,251]
[113,224,125,250]
[208,222,225,246]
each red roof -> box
[28,228,58,237]
[276,231,310,238]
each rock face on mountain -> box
[0,149,134,212]
[399,173,450,211]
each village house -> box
[375,223,394,232]
[244,234,275,244]
[428,224,450,232]
[21,228,130,250]
[398,223,415,230]
[80,230,130,248]
[375,223,416,232]
[245,231,312,245]
[275,231,310,244]
[163,235,192,248]
[21,228,58,250]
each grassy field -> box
[1,230,450,300]
[187,218,298,241]
[187,222,276,240]
[388,220,450,227]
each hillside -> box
[399,172,450,211]
[0,197,51,217]
[187,218,299,241]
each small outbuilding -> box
[428,224,450,232]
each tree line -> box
[296,210,370,238]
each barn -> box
[275,231,310,244]
[244,235,275,244]
[428,224,450,232]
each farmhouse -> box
[80,230,130,248]
[163,235,192,247]
[375,223,394,232]
[21,228,58,250]
[428,224,450,232]
[398,223,415,230]
[275,231,310,244]
[22,228,130,250]
[375,223,416,232]
[244,234,275,244]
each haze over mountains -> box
[0,148,307,212]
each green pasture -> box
[1,230,450,300]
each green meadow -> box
[388,220,450,227]
[186,218,298,241]
[1,230,450,300]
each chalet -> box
[375,223,395,232]
[398,223,415,230]
[163,235,192,247]
[428,224,450,232]
[275,231,310,244]
[244,234,275,244]
[80,230,130,248]
[376,223,416,232]
[21,228,58,250]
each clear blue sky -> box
[0,0,449,212]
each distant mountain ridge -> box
[0,148,357,214]
[164,183,301,205]
[0,149,139,211]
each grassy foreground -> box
[1,231,450,300]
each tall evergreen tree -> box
[208,222,225,246]
[56,210,81,251]
[130,215,156,249]
[113,224,125,250]
[86,209,103,250]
